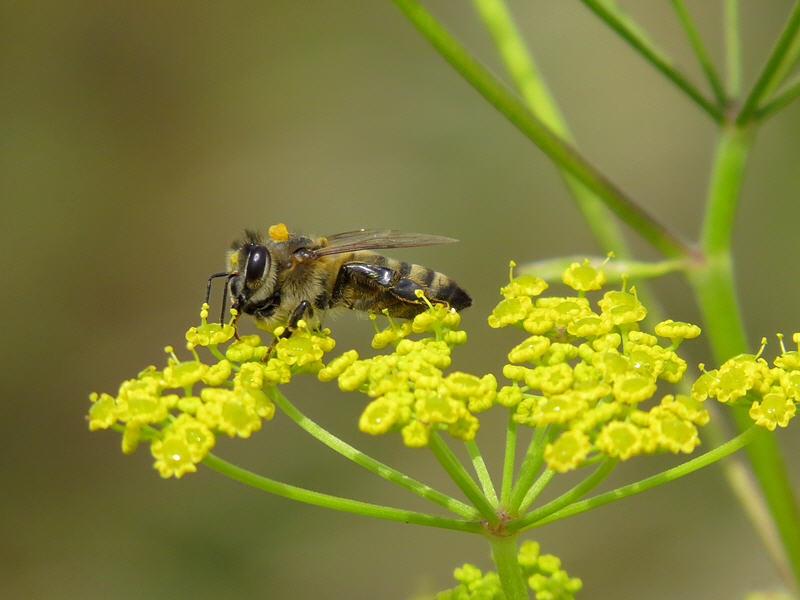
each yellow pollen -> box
[269,223,289,241]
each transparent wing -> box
[311,229,458,257]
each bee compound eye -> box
[245,245,270,289]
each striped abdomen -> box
[330,251,471,319]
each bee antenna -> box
[206,272,231,305]
[220,272,237,325]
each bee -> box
[206,223,471,335]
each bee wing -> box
[312,229,458,257]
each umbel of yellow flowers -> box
[88,259,798,478]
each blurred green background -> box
[3,1,800,598]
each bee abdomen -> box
[335,255,471,318]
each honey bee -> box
[206,223,471,335]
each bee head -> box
[227,241,277,314]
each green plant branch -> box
[528,425,759,528]
[508,426,549,513]
[428,432,500,524]
[488,534,528,600]
[518,255,688,284]
[518,468,555,514]
[202,453,482,533]
[757,72,800,120]
[267,386,480,520]
[466,439,499,506]
[577,0,724,121]
[669,0,727,106]
[500,408,517,506]
[392,0,695,259]
[725,0,741,97]
[508,458,618,532]
[736,0,800,123]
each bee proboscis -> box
[206,224,471,335]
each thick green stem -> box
[691,124,800,589]
[268,387,479,519]
[392,0,694,258]
[700,125,752,254]
[201,453,482,533]
[488,533,529,600]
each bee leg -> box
[341,263,432,303]
[231,311,242,341]
[263,301,311,361]
[280,300,312,339]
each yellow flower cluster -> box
[693,334,800,430]
[320,304,495,447]
[490,261,706,472]
[88,305,335,477]
[437,540,581,600]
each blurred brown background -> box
[3,1,800,598]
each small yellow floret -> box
[562,260,606,291]
[654,319,701,341]
[488,296,533,328]
[401,420,430,447]
[544,430,591,472]
[595,421,642,459]
[88,392,118,430]
[749,391,796,430]
[359,398,399,434]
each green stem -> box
[518,256,688,284]
[736,0,800,123]
[508,459,618,532]
[268,387,479,519]
[465,439,499,506]
[201,453,482,533]
[669,0,727,106]
[428,432,499,524]
[692,123,800,589]
[392,0,694,259]
[471,0,569,138]
[518,469,555,514]
[500,408,517,505]
[508,426,549,513]
[700,124,753,254]
[528,426,759,527]
[488,533,528,600]
[577,0,724,122]
[757,72,800,120]
[725,0,741,97]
